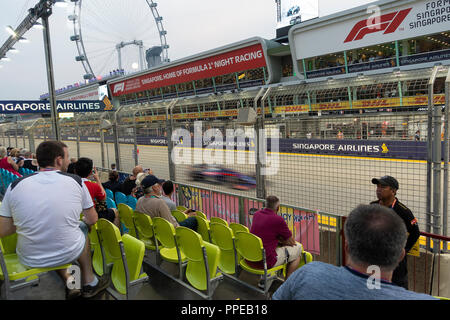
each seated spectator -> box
[249,195,302,280]
[0,141,109,300]
[102,170,121,194]
[22,151,38,171]
[74,158,120,228]
[135,175,198,231]
[134,172,149,199]
[6,147,13,156]
[111,163,116,171]
[272,204,436,300]
[67,157,77,174]
[0,146,21,176]
[121,165,143,196]
[9,149,24,168]
[162,180,197,216]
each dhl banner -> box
[34,94,445,129]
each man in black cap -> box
[135,174,198,231]
[370,175,420,289]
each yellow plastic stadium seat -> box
[133,211,158,251]
[96,219,148,299]
[118,203,137,237]
[0,233,71,299]
[195,216,211,243]
[209,222,237,275]
[171,210,187,223]
[195,211,208,220]
[234,231,287,298]
[88,223,108,277]
[175,227,223,299]
[229,223,249,235]
[176,206,188,212]
[152,217,187,279]
[210,217,228,227]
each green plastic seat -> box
[195,216,211,243]
[209,223,237,275]
[0,233,71,299]
[234,231,287,297]
[171,210,187,223]
[195,211,208,220]
[133,211,158,251]
[229,223,249,235]
[177,206,188,212]
[96,219,148,299]
[175,227,223,299]
[152,217,186,272]
[118,203,137,237]
[88,223,108,277]
[210,217,228,226]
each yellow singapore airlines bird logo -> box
[103,96,114,111]
[250,140,255,148]
[381,143,389,154]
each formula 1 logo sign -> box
[113,83,125,94]
[344,8,412,43]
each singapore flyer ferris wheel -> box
[68,0,169,80]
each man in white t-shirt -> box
[0,141,110,299]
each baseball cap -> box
[371,176,399,190]
[141,174,165,189]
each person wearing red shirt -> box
[74,158,120,227]
[249,195,303,280]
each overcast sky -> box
[0,0,374,100]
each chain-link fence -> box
[3,65,449,238]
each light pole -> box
[41,10,60,141]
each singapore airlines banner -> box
[291,0,450,60]
[0,100,114,114]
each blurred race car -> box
[190,164,256,191]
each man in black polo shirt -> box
[370,175,420,289]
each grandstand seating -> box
[210,217,228,227]
[117,203,137,237]
[234,231,287,299]
[106,197,117,209]
[0,232,71,299]
[88,223,107,277]
[133,211,158,251]
[171,210,187,223]
[18,167,34,177]
[126,195,137,210]
[175,227,223,299]
[195,216,211,243]
[229,223,249,235]
[195,211,208,220]
[114,192,127,205]
[96,219,148,299]
[105,189,114,201]
[209,222,237,275]
[152,217,187,279]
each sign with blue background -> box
[0,100,114,114]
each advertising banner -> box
[292,0,450,60]
[0,100,113,114]
[109,44,266,97]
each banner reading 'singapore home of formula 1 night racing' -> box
[0,100,114,114]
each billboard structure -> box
[277,0,319,28]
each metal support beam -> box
[443,67,450,251]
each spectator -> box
[272,204,435,300]
[0,141,109,300]
[111,163,116,171]
[67,157,77,174]
[248,195,302,281]
[135,175,198,231]
[0,146,21,176]
[371,176,420,289]
[134,172,149,200]
[74,157,120,228]
[22,151,38,171]
[6,147,13,156]
[162,180,198,217]
[102,170,121,194]
[120,165,143,196]
[414,130,420,141]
